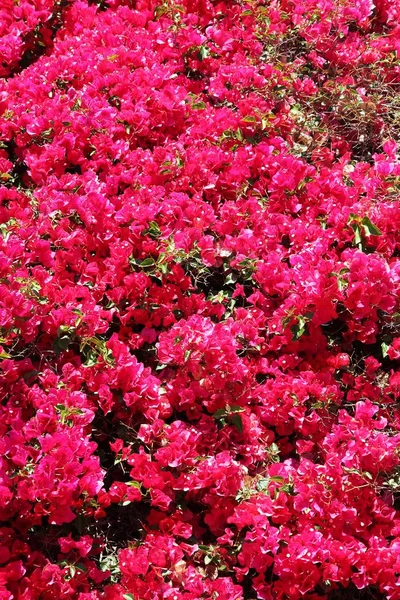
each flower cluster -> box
[0,0,400,598]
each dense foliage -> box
[1,0,400,598]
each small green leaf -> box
[127,480,141,489]
[352,224,362,246]
[225,272,237,285]
[230,413,243,433]
[261,117,271,130]
[192,101,207,110]
[268,443,280,455]
[213,409,228,420]
[156,363,168,371]
[159,262,169,274]
[81,346,98,367]
[58,334,73,349]
[145,221,161,239]
[280,483,296,495]
[256,478,269,491]
[140,257,156,268]
[198,45,210,60]
[361,216,382,236]
[291,320,307,341]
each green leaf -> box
[213,408,228,420]
[127,480,141,489]
[55,326,75,351]
[58,334,73,350]
[280,483,296,495]
[361,216,382,236]
[204,554,212,565]
[54,325,76,354]
[198,45,210,60]
[382,341,390,358]
[192,101,207,110]
[159,262,169,275]
[123,595,135,600]
[291,319,307,341]
[225,272,237,285]
[81,346,98,368]
[156,363,168,371]
[145,221,161,239]
[269,443,280,455]
[140,257,156,268]
[230,413,243,433]
[352,223,362,246]
[256,478,270,491]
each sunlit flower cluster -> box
[0,0,400,598]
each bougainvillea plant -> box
[0,0,400,598]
